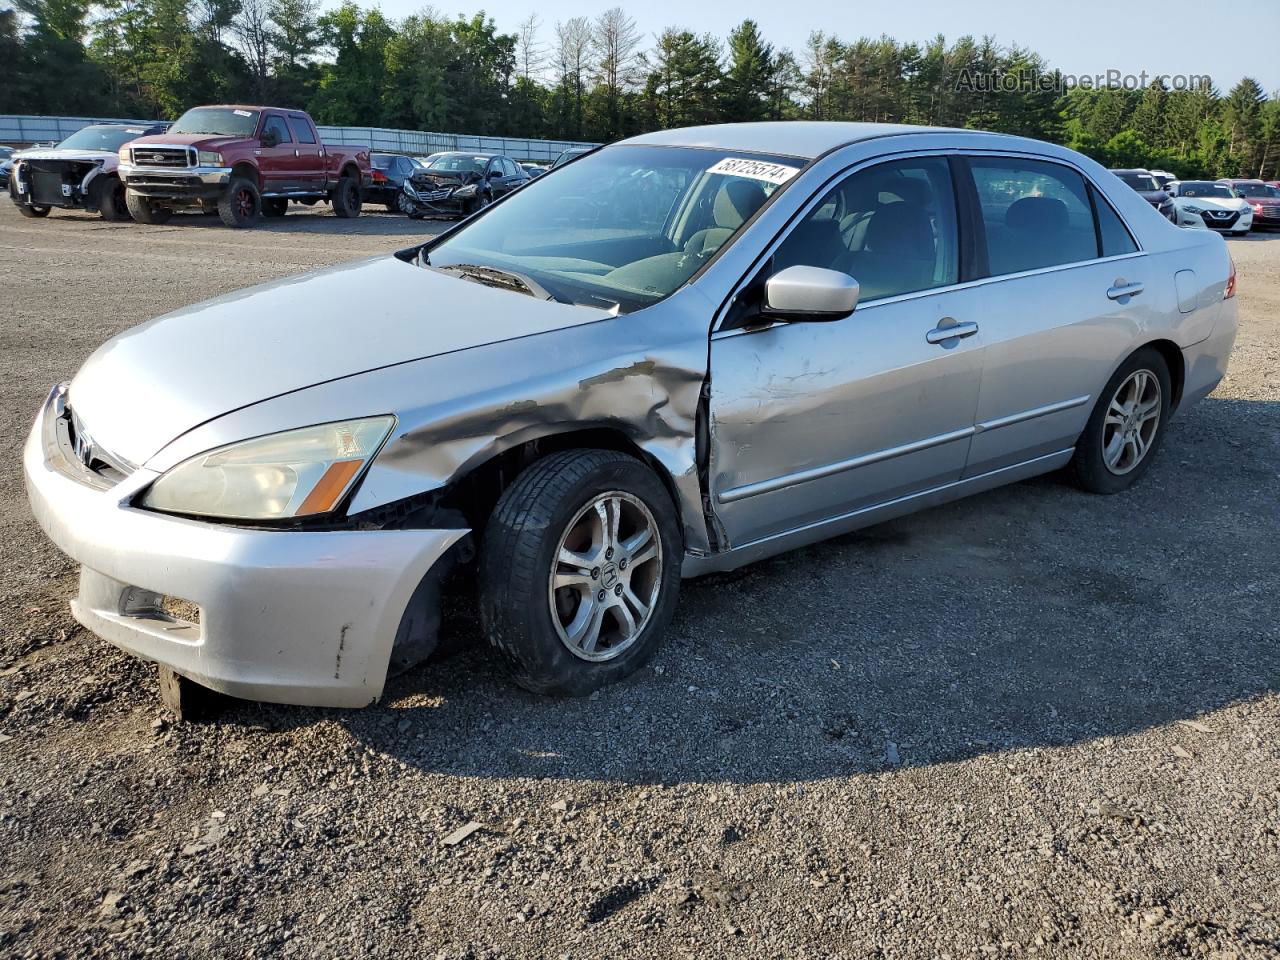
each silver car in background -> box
[24,122,1238,711]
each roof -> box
[619,121,965,159]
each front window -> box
[423,145,802,313]
[1116,172,1159,192]
[428,154,489,174]
[1179,182,1233,199]
[168,107,261,137]
[1231,182,1270,198]
[56,126,150,152]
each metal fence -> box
[0,115,596,164]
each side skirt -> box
[681,447,1074,577]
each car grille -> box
[51,402,135,489]
[131,147,194,168]
[1200,209,1239,227]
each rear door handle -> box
[926,320,979,344]
[1107,280,1144,300]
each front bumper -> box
[119,163,232,200]
[403,181,468,213]
[23,386,466,707]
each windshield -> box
[168,107,260,137]
[1231,182,1270,197]
[1179,182,1233,199]
[1116,172,1159,191]
[57,125,150,152]
[424,144,803,313]
[428,154,488,173]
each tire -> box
[125,190,171,224]
[467,191,492,215]
[262,197,288,217]
[479,449,682,696]
[331,176,361,218]
[1070,346,1172,494]
[96,176,128,221]
[15,202,51,218]
[218,177,261,228]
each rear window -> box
[287,116,316,144]
[970,158,1099,276]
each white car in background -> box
[1166,180,1253,235]
[1148,169,1177,189]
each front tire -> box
[125,190,171,224]
[479,450,682,696]
[218,177,261,228]
[96,176,128,221]
[1071,347,1172,494]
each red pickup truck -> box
[118,105,371,228]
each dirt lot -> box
[0,203,1276,960]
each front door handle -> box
[1107,280,1144,300]
[926,320,979,344]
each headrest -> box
[1006,196,1068,232]
[714,179,768,229]
[865,202,933,256]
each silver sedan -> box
[24,122,1238,711]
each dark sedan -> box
[365,154,421,212]
[1110,168,1176,221]
[400,152,530,217]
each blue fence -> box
[0,115,596,164]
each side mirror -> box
[762,265,860,321]
[260,129,279,148]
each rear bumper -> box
[23,386,467,707]
[1180,299,1238,410]
[120,164,231,201]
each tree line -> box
[3,0,1278,179]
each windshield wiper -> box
[431,263,559,302]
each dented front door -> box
[706,287,985,548]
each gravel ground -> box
[0,203,1277,960]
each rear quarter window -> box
[1090,185,1138,257]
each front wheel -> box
[96,176,128,221]
[125,190,172,224]
[1070,347,1172,494]
[218,178,261,228]
[479,450,682,696]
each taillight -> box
[1224,257,1237,299]
[371,170,387,183]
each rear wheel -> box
[218,177,261,228]
[480,450,682,696]
[1071,347,1172,494]
[15,202,51,218]
[125,190,171,224]
[331,176,361,218]
[262,197,288,217]
[96,176,128,221]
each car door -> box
[256,113,296,193]
[707,155,987,547]
[957,155,1150,477]
[286,114,324,192]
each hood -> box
[410,169,480,188]
[68,256,612,467]
[125,133,254,152]
[1177,195,1248,211]
[14,148,115,163]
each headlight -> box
[1183,204,1203,214]
[118,147,130,163]
[198,150,223,166]
[453,183,477,198]
[141,417,395,521]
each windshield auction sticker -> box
[707,157,800,185]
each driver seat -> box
[683,180,769,257]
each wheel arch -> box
[356,425,687,547]
[229,160,259,187]
[1139,338,1186,412]
[339,162,361,184]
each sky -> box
[327,0,1280,94]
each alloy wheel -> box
[1102,368,1161,475]
[548,492,662,662]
